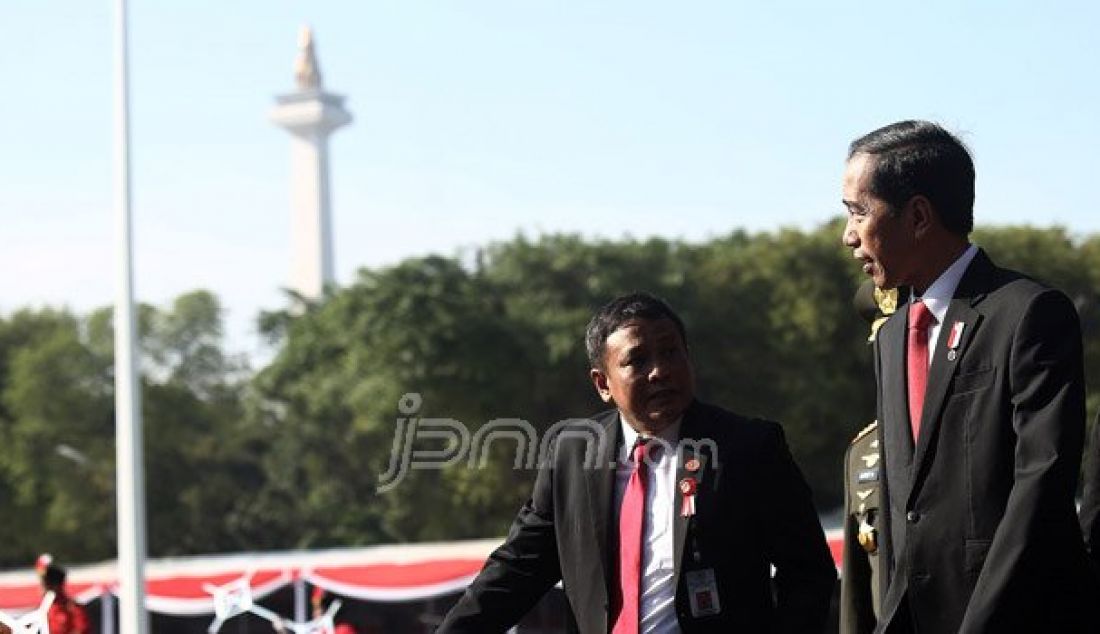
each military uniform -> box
[840,421,885,634]
[840,283,902,634]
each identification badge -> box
[685,568,722,617]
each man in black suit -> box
[841,120,1098,633]
[438,292,835,633]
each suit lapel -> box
[592,404,717,604]
[673,403,710,590]
[878,308,913,479]
[909,300,981,482]
[906,250,992,504]
[586,411,621,598]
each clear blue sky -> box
[3,1,1098,357]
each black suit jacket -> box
[437,400,835,633]
[1079,411,1100,572]
[872,250,1098,633]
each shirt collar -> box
[915,243,978,325]
[619,414,682,453]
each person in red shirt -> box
[36,554,90,634]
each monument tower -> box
[270,26,352,302]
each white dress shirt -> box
[914,243,979,365]
[615,416,682,634]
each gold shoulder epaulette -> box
[852,420,878,444]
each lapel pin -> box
[685,457,701,473]
[679,477,698,517]
[946,321,965,361]
[857,519,878,554]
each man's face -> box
[591,317,695,434]
[841,153,919,289]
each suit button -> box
[907,511,921,523]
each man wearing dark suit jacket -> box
[841,120,1098,633]
[438,292,835,633]
[1079,411,1100,571]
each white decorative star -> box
[0,591,54,634]
[202,574,344,634]
[203,575,255,633]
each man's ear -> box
[591,367,613,403]
[909,195,935,239]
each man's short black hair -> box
[585,292,687,369]
[848,120,975,236]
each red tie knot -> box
[908,300,935,332]
[631,438,649,464]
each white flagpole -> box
[113,0,150,631]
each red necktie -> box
[907,301,935,440]
[612,439,648,634]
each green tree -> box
[0,309,114,566]
[0,292,258,565]
[7,224,1100,562]
[251,256,534,544]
